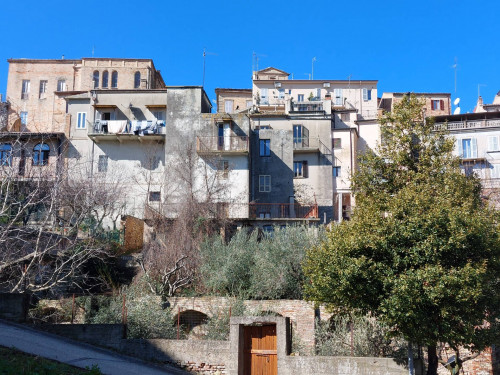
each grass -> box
[0,346,102,375]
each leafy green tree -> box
[304,95,500,375]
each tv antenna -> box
[311,57,317,80]
[202,48,218,87]
[252,51,267,73]
[451,57,458,94]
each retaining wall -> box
[0,293,29,322]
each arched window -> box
[134,71,141,89]
[102,71,109,88]
[0,143,12,166]
[93,71,100,89]
[111,71,118,88]
[33,143,50,166]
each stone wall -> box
[37,324,125,348]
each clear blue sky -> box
[1,0,498,113]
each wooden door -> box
[243,324,277,375]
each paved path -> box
[0,320,187,375]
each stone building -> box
[378,92,451,117]
[5,58,164,134]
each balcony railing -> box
[90,120,165,136]
[434,119,500,131]
[196,136,249,154]
[293,136,321,151]
[249,203,318,219]
[291,101,324,112]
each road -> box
[0,320,187,375]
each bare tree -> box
[137,136,235,297]
[0,134,125,295]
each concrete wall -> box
[0,293,29,322]
[38,324,125,348]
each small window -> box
[293,161,308,178]
[488,136,499,152]
[333,166,341,177]
[98,155,108,172]
[77,112,87,129]
[335,88,343,105]
[33,143,50,166]
[432,99,444,111]
[333,138,342,149]
[218,160,229,179]
[260,139,271,156]
[460,138,477,159]
[278,89,285,99]
[152,110,165,122]
[261,88,268,104]
[259,175,271,192]
[298,94,304,102]
[39,80,47,99]
[0,144,12,166]
[149,191,161,202]
[93,71,99,89]
[362,88,372,101]
[134,71,141,89]
[21,80,30,99]
[111,71,118,88]
[57,79,66,92]
[20,112,28,126]
[102,71,109,88]
[224,100,234,113]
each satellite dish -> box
[454,97,460,106]
[453,107,461,115]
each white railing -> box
[434,118,500,131]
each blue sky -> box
[0,0,498,113]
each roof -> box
[254,79,378,84]
[8,58,81,64]
[257,67,290,75]
[215,88,252,92]
[386,92,451,97]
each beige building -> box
[5,58,165,134]
[215,88,252,114]
[378,92,451,117]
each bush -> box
[203,299,247,341]
[315,314,403,357]
[200,225,323,299]
[83,281,178,339]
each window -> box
[334,88,343,105]
[341,113,350,122]
[98,155,108,172]
[491,164,500,179]
[259,175,271,192]
[316,88,321,99]
[363,88,372,101]
[149,191,161,202]
[431,99,444,110]
[18,149,25,176]
[333,166,341,177]
[458,138,477,159]
[278,89,285,99]
[21,80,30,99]
[259,212,271,219]
[294,160,308,178]
[293,125,309,147]
[111,71,118,88]
[0,144,12,166]
[218,160,229,179]
[297,94,304,102]
[93,71,99,89]
[102,71,109,88]
[152,110,165,122]
[39,80,47,99]
[333,138,342,149]
[488,136,499,152]
[57,79,66,92]
[134,71,141,88]
[20,112,28,126]
[77,112,87,129]
[261,88,268,104]
[260,139,271,156]
[224,100,234,113]
[246,100,253,108]
[33,143,50,166]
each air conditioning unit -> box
[274,82,282,88]
[323,82,331,88]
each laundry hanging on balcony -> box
[131,120,157,136]
[107,120,128,134]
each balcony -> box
[291,101,324,113]
[89,120,166,142]
[293,136,320,153]
[249,203,318,220]
[434,118,500,131]
[196,136,249,155]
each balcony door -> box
[218,123,231,151]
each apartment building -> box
[215,88,252,114]
[5,58,164,134]
[378,92,451,117]
[248,67,379,223]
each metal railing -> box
[291,102,324,112]
[293,136,321,150]
[90,120,165,135]
[249,203,318,219]
[434,118,500,131]
[196,136,249,153]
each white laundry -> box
[107,120,127,134]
